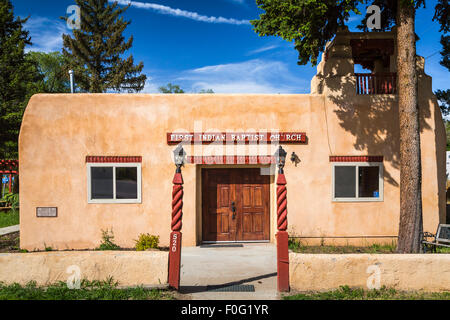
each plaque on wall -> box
[36,207,58,217]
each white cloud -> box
[24,16,67,53]
[113,0,250,25]
[175,59,310,93]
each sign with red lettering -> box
[167,132,306,144]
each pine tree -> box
[0,0,41,159]
[62,0,146,93]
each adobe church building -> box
[19,28,446,250]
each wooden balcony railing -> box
[355,73,397,95]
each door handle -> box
[231,201,236,219]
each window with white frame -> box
[87,163,141,203]
[332,162,383,202]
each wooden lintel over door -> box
[202,168,270,242]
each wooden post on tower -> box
[275,146,289,292]
[168,145,186,290]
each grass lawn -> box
[288,238,450,254]
[284,285,450,300]
[434,246,450,253]
[288,238,398,253]
[0,278,175,300]
[0,210,19,228]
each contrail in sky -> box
[113,0,250,25]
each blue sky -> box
[11,0,449,93]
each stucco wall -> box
[0,251,168,287]
[290,253,450,292]
[18,91,445,250]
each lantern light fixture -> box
[274,145,287,173]
[173,145,186,172]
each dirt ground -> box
[0,231,20,253]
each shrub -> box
[1,192,19,212]
[97,228,120,250]
[135,233,159,251]
[288,238,302,251]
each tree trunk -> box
[396,0,423,253]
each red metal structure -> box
[0,160,18,193]
[355,73,397,95]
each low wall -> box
[290,253,450,292]
[0,251,168,287]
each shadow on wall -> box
[324,74,433,188]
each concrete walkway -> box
[0,224,19,236]
[178,243,279,300]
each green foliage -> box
[251,0,363,66]
[357,0,426,32]
[445,120,450,151]
[435,246,450,253]
[357,1,396,31]
[0,0,42,158]
[1,192,19,212]
[288,237,302,251]
[62,0,146,93]
[158,83,185,93]
[198,89,214,94]
[0,279,174,300]
[433,0,449,34]
[284,285,450,300]
[439,35,450,72]
[288,238,398,253]
[158,85,214,94]
[436,89,450,117]
[0,209,19,228]
[26,51,71,93]
[251,0,435,66]
[433,1,449,117]
[97,228,120,250]
[135,233,160,251]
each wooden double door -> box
[202,168,270,242]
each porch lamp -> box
[173,145,186,173]
[274,145,287,174]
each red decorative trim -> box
[329,156,383,162]
[186,155,276,165]
[0,160,18,174]
[86,156,142,163]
